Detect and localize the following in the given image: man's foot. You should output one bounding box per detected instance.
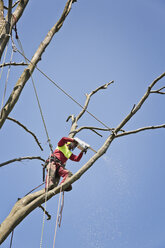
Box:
[64,185,72,192]
[45,184,55,191]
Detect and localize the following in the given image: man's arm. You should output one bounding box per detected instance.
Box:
[58,137,74,147]
[70,152,83,162]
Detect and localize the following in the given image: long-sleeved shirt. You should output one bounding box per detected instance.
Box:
[53,137,83,164]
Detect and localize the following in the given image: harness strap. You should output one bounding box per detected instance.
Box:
[43,156,64,182]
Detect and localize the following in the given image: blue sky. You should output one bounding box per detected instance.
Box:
[0,0,165,247]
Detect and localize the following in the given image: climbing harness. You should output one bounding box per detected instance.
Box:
[43,155,62,183]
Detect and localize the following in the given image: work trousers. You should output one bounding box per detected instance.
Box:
[45,162,73,189]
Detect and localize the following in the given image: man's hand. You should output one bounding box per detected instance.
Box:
[82,147,88,154]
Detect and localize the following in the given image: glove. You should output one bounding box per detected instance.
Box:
[82,147,88,154]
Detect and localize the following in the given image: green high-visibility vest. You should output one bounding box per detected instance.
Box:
[57,144,72,159]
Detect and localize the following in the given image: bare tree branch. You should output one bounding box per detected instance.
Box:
[39,205,51,220]
[0,0,29,60]
[7,0,13,34]
[70,126,114,137]
[66,114,76,123]
[68,81,114,137]
[77,126,114,133]
[7,116,43,151]
[115,124,165,138]
[114,72,165,134]
[76,81,114,122]
[0,156,45,167]
[0,0,5,35]
[12,0,20,8]
[0,61,27,67]
[150,86,165,95]
[0,0,76,128]
[4,1,20,9]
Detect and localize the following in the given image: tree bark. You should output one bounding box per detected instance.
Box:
[0,0,29,60]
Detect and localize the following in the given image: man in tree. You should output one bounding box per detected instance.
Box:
[45,137,86,191]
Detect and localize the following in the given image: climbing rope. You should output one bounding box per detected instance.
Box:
[57,190,64,228]
[0,41,9,82]
[9,229,14,248]
[53,187,63,248]
[40,161,50,248]
[0,41,14,114]
[16,36,53,153]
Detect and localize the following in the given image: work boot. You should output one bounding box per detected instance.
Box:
[45,183,55,191]
[48,184,55,190]
[64,185,72,192]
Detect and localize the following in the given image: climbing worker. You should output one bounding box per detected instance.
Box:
[45,137,87,191]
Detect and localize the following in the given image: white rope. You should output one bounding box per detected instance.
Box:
[0,44,14,114]
[0,41,9,82]
[58,191,64,228]
[40,162,50,248]
[53,187,63,248]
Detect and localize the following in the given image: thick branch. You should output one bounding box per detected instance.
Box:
[0,156,45,167]
[0,0,29,60]
[115,124,165,138]
[0,0,5,35]
[7,0,13,34]
[0,0,76,129]
[7,116,43,150]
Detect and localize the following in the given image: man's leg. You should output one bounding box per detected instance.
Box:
[45,162,56,190]
[58,166,73,191]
